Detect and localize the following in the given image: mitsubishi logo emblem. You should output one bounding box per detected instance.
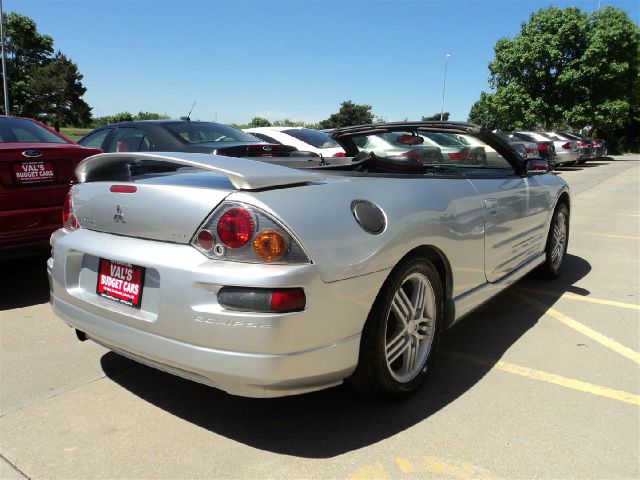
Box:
[114,205,125,223]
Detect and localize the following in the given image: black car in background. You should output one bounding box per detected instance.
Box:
[78,120,298,158]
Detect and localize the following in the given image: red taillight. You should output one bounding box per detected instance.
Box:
[110,185,137,193]
[217,287,306,313]
[537,143,550,151]
[448,152,467,161]
[577,141,588,148]
[216,208,254,248]
[526,147,536,154]
[593,141,602,148]
[562,142,572,150]
[62,191,79,230]
[270,289,306,313]
[332,152,346,157]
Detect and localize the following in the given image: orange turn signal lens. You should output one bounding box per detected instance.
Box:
[252,230,287,261]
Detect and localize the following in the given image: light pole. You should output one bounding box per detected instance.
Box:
[0,0,9,115]
[440,53,451,121]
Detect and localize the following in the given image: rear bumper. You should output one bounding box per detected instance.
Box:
[554,150,579,164]
[48,229,388,397]
[51,294,360,397]
[0,205,61,251]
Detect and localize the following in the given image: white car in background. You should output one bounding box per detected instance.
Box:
[244,127,345,158]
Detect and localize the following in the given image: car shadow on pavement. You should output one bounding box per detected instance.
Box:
[0,253,50,310]
[581,162,609,167]
[102,254,591,458]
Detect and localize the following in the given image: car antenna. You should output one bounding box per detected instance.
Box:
[185,100,197,122]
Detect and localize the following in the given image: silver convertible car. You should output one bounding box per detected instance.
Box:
[48,122,570,399]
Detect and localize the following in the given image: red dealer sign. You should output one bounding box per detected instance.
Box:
[12,161,55,184]
[96,259,145,308]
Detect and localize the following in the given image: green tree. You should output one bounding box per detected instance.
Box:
[248,116,271,127]
[3,12,53,116]
[31,53,92,129]
[318,100,374,129]
[136,111,169,120]
[106,112,134,123]
[469,84,543,130]
[421,112,450,121]
[2,12,92,126]
[468,5,640,149]
[487,6,590,129]
[272,118,304,127]
[563,7,640,135]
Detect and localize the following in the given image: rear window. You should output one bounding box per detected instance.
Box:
[0,118,68,144]
[282,128,339,149]
[163,122,260,144]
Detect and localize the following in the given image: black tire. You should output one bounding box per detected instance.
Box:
[347,257,443,399]
[542,203,570,278]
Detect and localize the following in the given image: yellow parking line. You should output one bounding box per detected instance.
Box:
[582,231,640,240]
[442,350,640,406]
[517,287,640,311]
[396,456,493,480]
[512,292,640,364]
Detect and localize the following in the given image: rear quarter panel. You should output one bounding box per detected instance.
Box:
[229,175,487,298]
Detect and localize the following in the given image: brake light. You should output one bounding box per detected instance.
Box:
[562,142,572,149]
[332,152,346,157]
[191,202,310,264]
[62,191,79,230]
[448,152,467,161]
[217,208,254,249]
[577,141,588,148]
[593,141,602,148]
[110,185,137,193]
[537,143,550,151]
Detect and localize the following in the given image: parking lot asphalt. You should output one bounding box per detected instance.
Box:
[1,156,638,479]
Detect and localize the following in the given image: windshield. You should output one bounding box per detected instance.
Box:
[0,118,68,144]
[163,122,260,144]
[282,128,340,149]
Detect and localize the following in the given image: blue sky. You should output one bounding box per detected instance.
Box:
[7,0,639,124]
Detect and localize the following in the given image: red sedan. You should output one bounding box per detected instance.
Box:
[0,116,101,258]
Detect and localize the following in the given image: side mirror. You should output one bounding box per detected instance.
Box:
[525,158,550,174]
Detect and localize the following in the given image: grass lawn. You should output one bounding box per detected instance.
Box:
[60,127,92,142]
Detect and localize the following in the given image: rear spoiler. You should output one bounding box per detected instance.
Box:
[75,152,324,190]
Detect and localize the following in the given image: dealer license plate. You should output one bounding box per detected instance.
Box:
[96,259,145,309]
[12,161,56,184]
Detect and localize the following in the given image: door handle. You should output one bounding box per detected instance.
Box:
[483,198,499,213]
